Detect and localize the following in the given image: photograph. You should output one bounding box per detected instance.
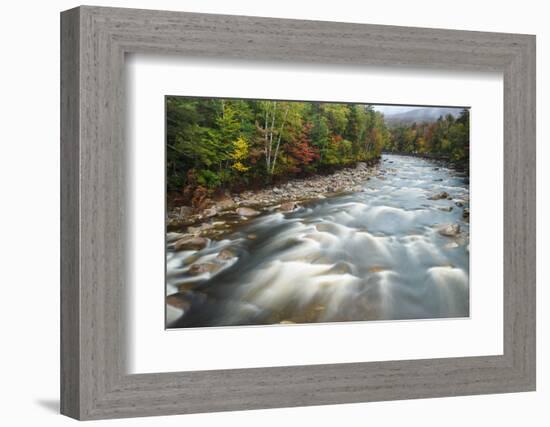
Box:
[165,97,470,328]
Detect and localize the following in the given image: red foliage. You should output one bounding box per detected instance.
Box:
[286,122,319,173]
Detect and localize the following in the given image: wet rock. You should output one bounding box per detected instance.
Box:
[215,198,236,211]
[167,232,188,243]
[190,223,216,233]
[429,191,450,200]
[433,178,443,182]
[216,248,236,260]
[236,207,260,217]
[455,201,465,207]
[278,201,299,212]
[272,187,283,194]
[174,236,208,251]
[239,199,258,207]
[462,208,470,222]
[166,293,191,311]
[433,167,440,171]
[203,207,217,218]
[438,223,461,237]
[438,206,453,212]
[186,225,201,234]
[188,262,220,275]
[179,206,193,217]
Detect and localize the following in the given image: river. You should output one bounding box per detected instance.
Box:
[167,154,470,328]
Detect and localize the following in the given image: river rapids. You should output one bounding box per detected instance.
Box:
[166,154,470,328]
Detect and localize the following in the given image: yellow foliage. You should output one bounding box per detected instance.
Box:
[230,136,249,172]
[232,161,249,172]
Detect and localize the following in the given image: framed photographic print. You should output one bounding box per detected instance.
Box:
[61,5,536,420]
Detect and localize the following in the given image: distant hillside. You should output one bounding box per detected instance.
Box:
[384,107,464,126]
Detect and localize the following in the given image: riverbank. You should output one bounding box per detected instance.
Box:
[167,159,382,237]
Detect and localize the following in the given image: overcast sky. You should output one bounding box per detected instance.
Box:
[372,105,465,116]
[372,105,426,116]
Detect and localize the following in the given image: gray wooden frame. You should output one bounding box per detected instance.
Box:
[60,5,536,420]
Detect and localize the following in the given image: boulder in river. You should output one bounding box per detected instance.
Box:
[174,236,208,251]
[216,248,236,260]
[438,206,453,212]
[438,223,461,237]
[429,191,450,200]
[462,207,470,222]
[166,293,191,311]
[188,262,220,275]
[278,201,299,212]
[236,207,260,217]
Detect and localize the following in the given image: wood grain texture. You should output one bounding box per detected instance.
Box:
[60,7,80,419]
[60,5,536,420]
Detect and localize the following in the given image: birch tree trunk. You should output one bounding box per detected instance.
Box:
[270,106,289,175]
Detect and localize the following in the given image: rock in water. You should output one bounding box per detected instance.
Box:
[438,206,453,212]
[429,191,450,200]
[278,201,299,212]
[166,293,191,311]
[174,236,208,251]
[438,224,461,237]
[216,248,236,260]
[188,263,220,275]
[462,208,470,222]
[236,207,260,217]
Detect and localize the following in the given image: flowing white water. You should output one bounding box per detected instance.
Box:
[167,154,470,328]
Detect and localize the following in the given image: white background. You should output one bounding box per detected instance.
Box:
[0,0,547,426]
[128,57,503,373]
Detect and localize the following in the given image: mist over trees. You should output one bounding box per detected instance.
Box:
[166,97,390,193]
[384,109,470,162]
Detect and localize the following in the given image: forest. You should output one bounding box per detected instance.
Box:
[384,109,470,163]
[166,97,469,195]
